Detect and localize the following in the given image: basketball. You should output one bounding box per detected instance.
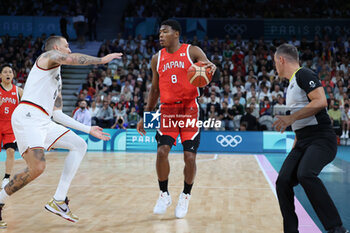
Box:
[187,62,213,87]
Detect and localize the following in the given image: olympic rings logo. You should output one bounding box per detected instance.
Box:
[224,24,247,35]
[216,135,243,148]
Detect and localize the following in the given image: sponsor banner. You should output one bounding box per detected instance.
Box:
[198,131,263,152]
[126,129,183,152]
[124,17,262,40]
[69,129,294,153]
[126,130,263,153]
[0,16,76,38]
[125,17,208,40]
[207,19,263,39]
[73,129,126,151]
[263,131,295,153]
[264,19,350,40]
[125,17,350,40]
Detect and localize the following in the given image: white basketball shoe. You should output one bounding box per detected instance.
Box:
[175,192,191,218]
[153,191,172,214]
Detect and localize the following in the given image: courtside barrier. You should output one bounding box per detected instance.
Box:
[72,129,295,153]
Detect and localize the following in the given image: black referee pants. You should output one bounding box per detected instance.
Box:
[276,131,342,233]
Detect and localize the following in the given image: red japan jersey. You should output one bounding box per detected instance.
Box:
[157,44,199,103]
[0,84,19,121]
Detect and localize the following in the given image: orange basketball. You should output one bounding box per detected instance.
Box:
[187,61,213,87]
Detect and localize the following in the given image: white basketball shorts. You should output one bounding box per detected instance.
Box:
[11,103,70,155]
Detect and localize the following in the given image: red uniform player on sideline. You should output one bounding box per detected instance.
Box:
[137,19,216,218]
[0,64,23,189]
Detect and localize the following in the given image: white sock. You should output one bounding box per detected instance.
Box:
[51,131,87,201]
[0,189,9,204]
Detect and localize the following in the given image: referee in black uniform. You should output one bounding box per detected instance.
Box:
[273,44,348,233]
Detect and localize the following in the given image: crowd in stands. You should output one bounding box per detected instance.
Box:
[72,33,350,133]
[2,30,350,133]
[1,0,100,44]
[124,0,350,19]
[0,0,100,17]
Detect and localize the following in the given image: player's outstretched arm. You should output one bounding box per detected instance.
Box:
[52,93,110,141]
[137,53,160,136]
[46,50,122,66]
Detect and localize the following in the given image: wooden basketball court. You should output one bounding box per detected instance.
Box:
[0,152,283,233]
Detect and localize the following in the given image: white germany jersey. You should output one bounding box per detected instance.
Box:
[21,59,62,116]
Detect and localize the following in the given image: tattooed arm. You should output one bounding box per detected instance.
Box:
[38,50,123,68]
[53,92,63,111]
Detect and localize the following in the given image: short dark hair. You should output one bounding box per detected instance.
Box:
[276,43,299,62]
[44,35,65,51]
[0,64,12,73]
[160,19,182,35]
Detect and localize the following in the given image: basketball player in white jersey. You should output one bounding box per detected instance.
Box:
[0,35,122,228]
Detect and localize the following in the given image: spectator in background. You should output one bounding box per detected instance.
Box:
[89,101,100,125]
[206,92,221,113]
[102,70,112,87]
[109,79,121,95]
[245,71,257,91]
[60,14,69,40]
[111,116,127,129]
[235,91,246,106]
[73,100,91,126]
[87,2,97,41]
[260,97,272,116]
[114,102,127,123]
[207,105,220,122]
[328,101,341,127]
[219,101,234,130]
[96,101,114,128]
[258,86,272,103]
[271,84,284,104]
[127,106,140,128]
[73,9,86,49]
[273,96,287,116]
[239,122,248,131]
[240,105,258,131]
[232,97,244,116]
[232,47,244,65]
[246,86,258,105]
[341,104,350,138]
[249,97,260,119]
[121,85,133,102]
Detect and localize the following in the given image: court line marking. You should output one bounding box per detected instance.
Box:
[254,154,322,233]
[197,153,218,162]
[254,154,277,197]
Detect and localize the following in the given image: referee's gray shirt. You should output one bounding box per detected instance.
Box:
[286,67,331,131]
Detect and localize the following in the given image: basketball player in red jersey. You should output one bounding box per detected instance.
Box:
[137,19,216,218]
[0,64,23,189]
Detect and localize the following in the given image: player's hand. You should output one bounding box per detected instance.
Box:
[89,126,111,141]
[101,53,123,64]
[272,115,295,133]
[202,61,216,75]
[137,119,146,136]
